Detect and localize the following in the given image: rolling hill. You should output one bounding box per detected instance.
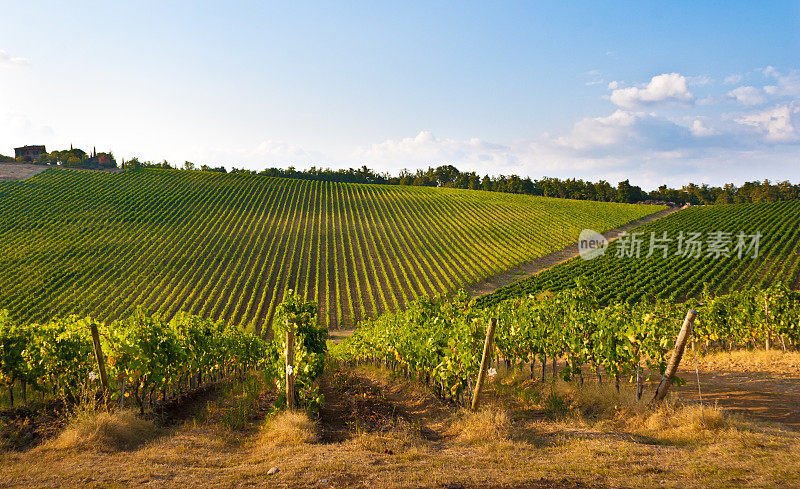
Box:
[478,200,800,307]
[0,167,659,332]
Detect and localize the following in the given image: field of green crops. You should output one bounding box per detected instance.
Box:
[479,200,800,307]
[0,167,657,332]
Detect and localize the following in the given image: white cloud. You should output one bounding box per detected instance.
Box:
[556,110,639,150]
[690,119,720,137]
[171,138,329,171]
[735,103,800,143]
[724,74,743,85]
[760,66,778,77]
[0,49,29,68]
[342,88,800,189]
[552,109,717,155]
[609,73,694,108]
[727,86,766,106]
[249,140,317,161]
[175,67,800,189]
[585,70,604,86]
[761,68,800,98]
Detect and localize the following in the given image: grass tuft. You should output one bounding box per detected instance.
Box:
[568,381,645,420]
[453,407,512,444]
[46,407,157,452]
[645,403,729,433]
[257,411,318,447]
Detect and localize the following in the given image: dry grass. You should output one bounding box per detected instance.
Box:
[356,418,426,457]
[3,361,800,488]
[257,410,318,447]
[452,406,512,444]
[568,379,646,418]
[43,407,157,452]
[645,403,731,433]
[698,348,800,373]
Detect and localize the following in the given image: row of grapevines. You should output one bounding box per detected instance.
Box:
[0,295,327,412]
[0,168,659,332]
[480,200,800,307]
[0,308,275,411]
[699,282,800,348]
[332,281,800,404]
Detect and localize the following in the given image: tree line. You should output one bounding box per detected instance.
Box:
[233,164,800,205]
[5,147,798,205]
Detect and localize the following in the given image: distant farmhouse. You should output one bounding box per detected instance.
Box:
[14,145,46,162]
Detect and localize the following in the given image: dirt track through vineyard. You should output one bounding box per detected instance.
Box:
[465,205,683,298]
[675,353,800,430]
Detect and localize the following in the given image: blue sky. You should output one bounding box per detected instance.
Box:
[1,1,799,189]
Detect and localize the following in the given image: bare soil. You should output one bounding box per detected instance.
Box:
[674,351,800,430]
[0,163,124,181]
[0,163,50,181]
[0,400,68,451]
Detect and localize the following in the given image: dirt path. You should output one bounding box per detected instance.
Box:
[0,164,50,181]
[674,352,800,430]
[466,205,684,298]
[0,164,124,181]
[318,366,452,443]
[675,369,800,429]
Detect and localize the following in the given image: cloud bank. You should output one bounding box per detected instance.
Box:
[338,70,800,188]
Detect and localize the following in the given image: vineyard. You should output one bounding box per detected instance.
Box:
[0,293,326,411]
[0,167,657,332]
[478,200,800,308]
[2,171,800,487]
[0,308,272,411]
[332,281,800,405]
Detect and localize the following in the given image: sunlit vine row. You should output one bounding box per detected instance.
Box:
[332,282,800,405]
[480,200,800,308]
[0,168,657,332]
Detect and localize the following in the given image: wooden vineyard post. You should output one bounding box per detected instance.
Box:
[90,323,109,393]
[764,296,771,351]
[471,318,497,411]
[650,310,697,407]
[285,318,296,411]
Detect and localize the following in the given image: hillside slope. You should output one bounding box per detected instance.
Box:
[478,200,800,307]
[0,168,659,331]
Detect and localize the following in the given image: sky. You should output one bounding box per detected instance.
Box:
[1,1,799,189]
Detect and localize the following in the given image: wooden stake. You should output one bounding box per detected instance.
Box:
[285,318,295,410]
[90,323,109,392]
[764,297,771,351]
[470,318,497,411]
[650,310,697,407]
[635,361,642,400]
